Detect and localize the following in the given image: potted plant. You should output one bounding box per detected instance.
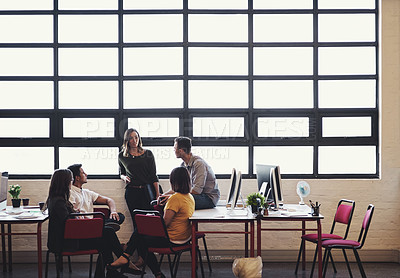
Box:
[246,192,265,214]
[8,184,22,208]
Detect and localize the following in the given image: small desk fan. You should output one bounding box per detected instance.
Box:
[296,181,310,205]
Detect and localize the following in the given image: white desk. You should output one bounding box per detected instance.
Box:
[190,207,255,278]
[0,206,48,278]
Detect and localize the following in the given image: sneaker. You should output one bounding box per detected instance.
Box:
[105,222,120,232]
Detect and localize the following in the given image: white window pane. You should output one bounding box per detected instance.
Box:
[189,81,248,108]
[319,14,375,42]
[0,0,52,10]
[319,0,375,9]
[254,0,312,9]
[322,117,371,137]
[59,81,118,109]
[319,146,376,174]
[0,15,52,43]
[193,147,248,174]
[0,147,54,175]
[319,47,376,75]
[189,15,247,42]
[59,147,119,175]
[189,47,248,75]
[63,118,114,138]
[59,48,118,76]
[147,147,179,175]
[59,0,117,10]
[254,81,313,108]
[124,15,182,43]
[189,0,247,9]
[151,146,247,175]
[58,15,118,43]
[0,119,49,138]
[124,81,183,109]
[128,118,179,137]
[254,47,313,75]
[254,15,313,42]
[193,118,244,137]
[0,48,53,76]
[319,80,376,108]
[0,81,53,109]
[254,146,313,174]
[124,0,182,9]
[258,118,309,137]
[124,48,182,75]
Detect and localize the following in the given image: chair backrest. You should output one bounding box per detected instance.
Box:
[64,212,104,240]
[94,207,110,218]
[357,204,375,248]
[133,209,170,243]
[330,199,356,239]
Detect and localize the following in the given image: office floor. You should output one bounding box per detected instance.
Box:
[1,262,399,278]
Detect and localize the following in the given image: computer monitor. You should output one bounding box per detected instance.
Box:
[0,172,8,211]
[226,168,237,207]
[232,171,242,209]
[256,164,283,209]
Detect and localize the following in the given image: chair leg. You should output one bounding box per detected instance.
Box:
[329,249,337,273]
[322,248,330,278]
[173,252,183,278]
[310,245,318,278]
[202,236,212,272]
[54,254,61,278]
[68,255,72,272]
[342,249,353,278]
[197,248,205,278]
[353,249,366,278]
[167,254,174,278]
[45,250,50,278]
[295,239,304,274]
[158,254,164,267]
[141,252,148,278]
[89,254,93,278]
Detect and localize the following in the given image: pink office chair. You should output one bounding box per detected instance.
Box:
[321,204,374,278]
[295,199,355,277]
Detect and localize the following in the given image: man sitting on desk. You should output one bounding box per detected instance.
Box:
[161,137,220,210]
[68,164,125,231]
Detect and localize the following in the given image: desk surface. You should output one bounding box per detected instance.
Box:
[0,206,48,223]
[191,206,254,221]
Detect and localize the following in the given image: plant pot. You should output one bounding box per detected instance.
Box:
[251,205,258,214]
[12,198,21,208]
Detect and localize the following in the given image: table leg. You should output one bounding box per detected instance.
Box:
[1,224,6,272]
[302,221,306,271]
[250,221,254,257]
[317,219,322,278]
[191,222,197,278]
[7,224,11,271]
[245,222,248,257]
[256,219,261,257]
[37,223,43,278]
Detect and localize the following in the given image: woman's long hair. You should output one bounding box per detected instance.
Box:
[170,166,191,194]
[122,128,143,157]
[45,169,74,211]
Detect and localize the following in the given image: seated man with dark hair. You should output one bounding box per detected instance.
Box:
[67,164,125,231]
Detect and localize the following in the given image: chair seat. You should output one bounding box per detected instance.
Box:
[322,239,361,248]
[62,249,99,256]
[301,233,343,242]
[148,244,192,255]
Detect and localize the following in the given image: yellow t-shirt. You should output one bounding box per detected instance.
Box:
[164,192,195,244]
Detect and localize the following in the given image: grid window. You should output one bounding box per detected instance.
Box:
[0,0,379,179]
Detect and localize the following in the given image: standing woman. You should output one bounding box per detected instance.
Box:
[119,128,160,224]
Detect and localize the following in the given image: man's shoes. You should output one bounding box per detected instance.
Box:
[105,222,121,232]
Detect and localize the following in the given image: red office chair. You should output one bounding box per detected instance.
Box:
[133,209,204,278]
[295,199,355,277]
[45,212,105,278]
[322,204,374,278]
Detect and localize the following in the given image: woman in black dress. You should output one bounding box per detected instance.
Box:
[118,128,160,224]
[46,169,127,278]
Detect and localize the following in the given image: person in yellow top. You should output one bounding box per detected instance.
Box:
[108,166,194,278]
[164,166,195,244]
